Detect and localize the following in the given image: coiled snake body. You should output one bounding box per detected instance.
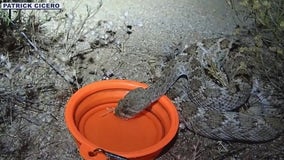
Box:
[114,37,283,142]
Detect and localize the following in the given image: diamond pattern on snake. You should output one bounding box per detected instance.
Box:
[114,37,283,142]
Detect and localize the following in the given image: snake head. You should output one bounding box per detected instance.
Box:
[114,87,150,119]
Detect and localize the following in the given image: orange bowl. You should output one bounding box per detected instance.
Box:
[65,80,179,160]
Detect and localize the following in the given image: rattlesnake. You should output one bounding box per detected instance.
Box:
[114,37,283,142]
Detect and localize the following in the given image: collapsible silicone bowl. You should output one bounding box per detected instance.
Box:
[65,80,179,160]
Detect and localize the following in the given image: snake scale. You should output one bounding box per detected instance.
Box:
[114,37,283,142]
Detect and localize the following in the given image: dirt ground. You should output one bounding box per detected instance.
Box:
[0,0,283,159]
